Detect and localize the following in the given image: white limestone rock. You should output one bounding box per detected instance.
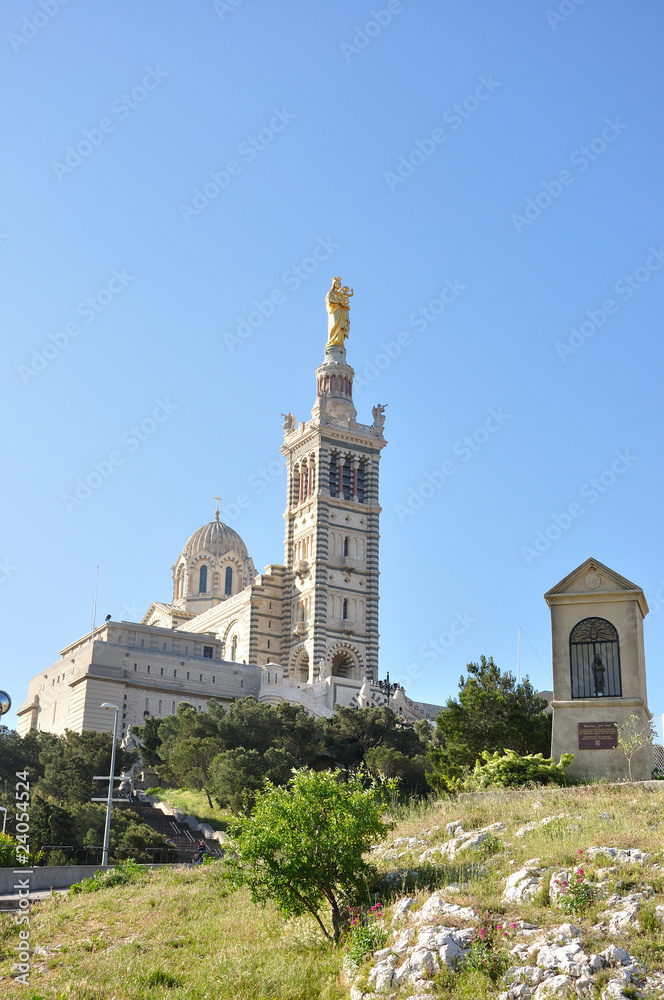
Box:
[516,813,569,838]
[536,940,590,978]
[372,947,392,962]
[446,820,463,836]
[481,821,507,834]
[586,846,651,864]
[600,945,631,967]
[411,891,479,924]
[369,964,395,993]
[408,947,440,977]
[391,926,415,956]
[391,896,415,924]
[503,865,544,904]
[601,981,630,999]
[504,965,548,985]
[420,822,505,862]
[391,836,426,849]
[533,974,575,998]
[551,923,581,943]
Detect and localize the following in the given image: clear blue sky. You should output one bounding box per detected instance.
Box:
[2,0,664,734]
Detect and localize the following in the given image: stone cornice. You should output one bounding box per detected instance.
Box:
[545,589,648,617]
[281,422,386,454]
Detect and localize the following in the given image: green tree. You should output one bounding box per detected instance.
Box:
[167,736,225,807]
[223,768,394,941]
[38,731,136,807]
[209,746,298,814]
[28,792,81,859]
[323,705,428,773]
[213,699,284,755]
[133,715,164,767]
[429,656,551,791]
[364,746,431,797]
[0,727,57,804]
[156,703,220,785]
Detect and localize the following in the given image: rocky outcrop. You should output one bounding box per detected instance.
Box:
[352,841,664,999]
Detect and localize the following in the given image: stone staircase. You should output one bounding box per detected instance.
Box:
[122,793,225,863]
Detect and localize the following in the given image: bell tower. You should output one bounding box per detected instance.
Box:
[281,280,387,686]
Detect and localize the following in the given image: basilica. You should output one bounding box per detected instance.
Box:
[17,282,440,740]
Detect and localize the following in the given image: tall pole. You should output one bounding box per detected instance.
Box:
[517,625,521,685]
[101,703,119,866]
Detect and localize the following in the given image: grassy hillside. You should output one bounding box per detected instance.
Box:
[3,782,664,999]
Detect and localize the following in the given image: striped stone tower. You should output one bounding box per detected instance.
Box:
[280,286,387,685]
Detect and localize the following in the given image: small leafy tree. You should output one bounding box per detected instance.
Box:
[615,713,656,781]
[222,768,395,941]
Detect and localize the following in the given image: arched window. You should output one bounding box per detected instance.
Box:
[199,565,207,594]
[343,536,349,557]
[340,458,350,500]
[230,635,238,661]
[569,617,621,699]
[342,598,348,620]
[357,461,366,503]
[329,453,338,496]
[225,566,233,596]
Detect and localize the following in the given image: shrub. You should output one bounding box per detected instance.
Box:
[0,830,42,868]
[462,749,574,790]
[69,858,148,894]
[344,903,387,966]
[464,927,511,981]
[0,831,15,867]
[552,865,595,916]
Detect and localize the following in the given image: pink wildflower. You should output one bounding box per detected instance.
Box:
[497,924,503,931]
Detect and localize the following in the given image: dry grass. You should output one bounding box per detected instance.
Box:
[0,866,345,1000]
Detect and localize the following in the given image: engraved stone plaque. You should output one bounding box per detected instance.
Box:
[578,722,618,750]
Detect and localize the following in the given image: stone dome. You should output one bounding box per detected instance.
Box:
[181,511,249,560]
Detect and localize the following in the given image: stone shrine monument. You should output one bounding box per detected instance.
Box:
[545,557,653,782]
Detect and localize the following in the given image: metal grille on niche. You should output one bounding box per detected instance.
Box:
[569,617,622,699]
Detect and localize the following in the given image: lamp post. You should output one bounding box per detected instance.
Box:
[100,703,120,866]
[377,672,398,698]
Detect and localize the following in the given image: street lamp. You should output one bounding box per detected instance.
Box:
[377,672,398,698]
[100,703,120,866]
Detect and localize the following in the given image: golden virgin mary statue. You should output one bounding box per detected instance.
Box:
[326,277,353,346]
